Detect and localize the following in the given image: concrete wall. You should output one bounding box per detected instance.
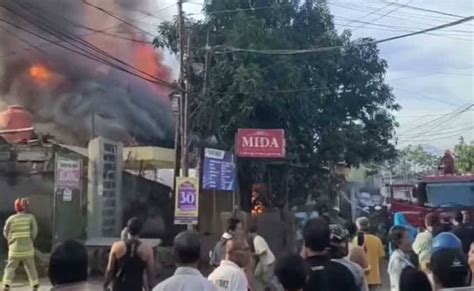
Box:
[121,172,181,245]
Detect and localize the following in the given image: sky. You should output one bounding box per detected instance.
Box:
[154,0,473,153]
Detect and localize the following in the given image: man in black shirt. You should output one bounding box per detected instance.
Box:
[301,217,358,291]
[452,211,474,254]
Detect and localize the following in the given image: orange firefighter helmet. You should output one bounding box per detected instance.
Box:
[14,197,30,212]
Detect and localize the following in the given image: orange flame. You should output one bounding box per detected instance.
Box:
[133,44,171,98]
[29,65,52,83]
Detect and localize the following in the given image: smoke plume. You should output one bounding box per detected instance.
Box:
[0,0,175,146]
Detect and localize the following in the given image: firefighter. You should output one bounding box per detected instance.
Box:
[2,197,39,291]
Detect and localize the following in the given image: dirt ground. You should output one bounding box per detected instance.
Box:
[5,261,392,291]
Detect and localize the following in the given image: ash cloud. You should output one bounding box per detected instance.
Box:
[0,0,175,146]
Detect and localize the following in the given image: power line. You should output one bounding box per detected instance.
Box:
[396,112,461,119]
[329,1,474,38]
[350,0,413,32]
[81,0,155,37]
[399,104,473,136]
[0,17,173,88]
[329,1,462,24]
[381,1,467,18]
[0,3,176,90]
[188,3,293,16]
[0,1,175,89]
[339,0,395,29]
[216,16,474,55]
[399,127,474,142]
[393,87,467,107]
[0,1,174,59]
[389,71,474,82]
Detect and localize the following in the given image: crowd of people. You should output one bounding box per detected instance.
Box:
[3,196,474,291]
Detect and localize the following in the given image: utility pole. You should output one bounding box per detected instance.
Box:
[178,0,189,178]
[177,0,193,230]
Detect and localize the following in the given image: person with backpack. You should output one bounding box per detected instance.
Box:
[104,217,155,291]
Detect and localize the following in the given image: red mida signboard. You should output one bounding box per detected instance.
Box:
[236,129,286,159]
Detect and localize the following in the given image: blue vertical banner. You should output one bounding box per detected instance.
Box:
[202,148,235,191]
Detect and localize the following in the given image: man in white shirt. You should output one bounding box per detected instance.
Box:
[208,238,250,291]
[248,223,277,291]
[154,231,217,291]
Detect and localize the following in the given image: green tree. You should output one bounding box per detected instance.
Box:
[155,0,399,207]
[393,145,439,180]
[455,137,474,173]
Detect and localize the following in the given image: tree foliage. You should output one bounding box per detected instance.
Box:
[155,0,399,206]
[392,145,439,179]
[455,137,474,173]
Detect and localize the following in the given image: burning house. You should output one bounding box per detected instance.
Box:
[0,0,175,146]
[0,0,182,257]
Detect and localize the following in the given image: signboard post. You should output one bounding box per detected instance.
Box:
[202,148,235,191]
[55,156,82,200]
[174,177,199,225]
[53,154,82,245]
[236,129,286,159]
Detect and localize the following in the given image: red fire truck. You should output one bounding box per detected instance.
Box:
[390,174,474,228]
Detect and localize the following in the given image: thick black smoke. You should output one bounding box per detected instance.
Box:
[0,0,175,146]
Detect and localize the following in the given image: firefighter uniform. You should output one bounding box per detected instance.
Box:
[2,199,39,290]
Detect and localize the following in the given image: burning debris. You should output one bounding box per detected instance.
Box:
[0,0,175,146]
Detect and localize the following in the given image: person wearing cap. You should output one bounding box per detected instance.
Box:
[329,224,368,291]
[387,225,414,291]
[302,217,357,291]
[430,249,470,290]
[210,217,243,268]
[2,197,39,291]
[354,217,385,290]
[429,232,471,289]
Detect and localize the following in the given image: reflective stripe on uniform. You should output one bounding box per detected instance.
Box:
[11,225,30,231]
[8,250,34,257]
[10,232,31,239]
[11,219,31,225]
[30,280,39,286]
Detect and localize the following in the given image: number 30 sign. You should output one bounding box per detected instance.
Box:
[174,177,199,225]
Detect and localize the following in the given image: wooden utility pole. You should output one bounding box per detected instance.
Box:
[177,0,187,177]
[177,0,194,230]
[178,0,190,178]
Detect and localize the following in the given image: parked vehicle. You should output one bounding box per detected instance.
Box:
[389,174,474,228]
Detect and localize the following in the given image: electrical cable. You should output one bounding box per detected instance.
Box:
[0,16,176,89]
[215,16,474,55]
[81,0,155,37]
[393,87,468,107]
[380,1,467,18]
[188,3,293,16]
[398,104,473,137]
[0,1,176,89]
[350,0,413,32]
[399,127,474,142]
[339,0,395,28]
[0,2,174,58]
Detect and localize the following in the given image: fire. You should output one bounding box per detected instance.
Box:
[29,65,52,83]
[133,43,171,98]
